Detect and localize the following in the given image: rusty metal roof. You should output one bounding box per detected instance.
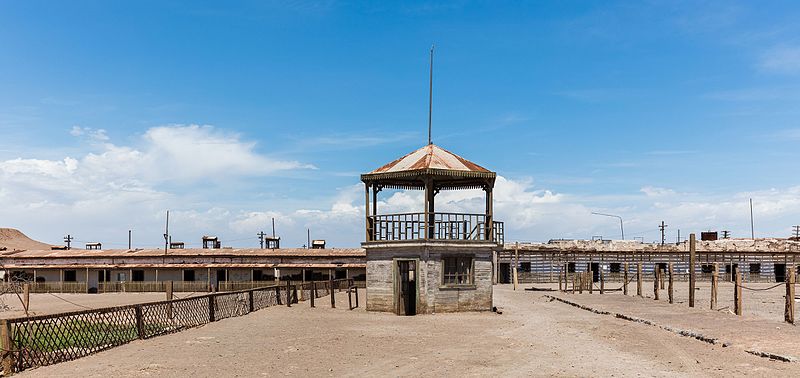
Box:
[0,248,365,259]
[369,144,491,174]
[361,144,496,190]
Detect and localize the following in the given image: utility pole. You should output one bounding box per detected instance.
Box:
[659,221,667,246]
[677,229,681,244]
[591,212,625,240]
[258,231,266,249]
[163,210,169,255]
[721,230,731,239]
[63,234,73,250]
[128,230,132,249]
[272,217,276,237]
[792,225,800,240]
[307,228,311,249]
[750,198,755,239]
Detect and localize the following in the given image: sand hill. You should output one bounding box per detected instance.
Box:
[0,228,53,251]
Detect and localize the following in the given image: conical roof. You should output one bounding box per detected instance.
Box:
[361,144,495,190]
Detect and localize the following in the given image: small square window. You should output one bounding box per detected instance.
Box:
[442,255,473,286]
[63,270,77,282]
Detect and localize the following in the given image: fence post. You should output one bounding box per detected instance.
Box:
[292,284,298,304]
[248,290,255,313]
[785,267,795,324]
[668,263,674,304]
[689,233,696,308]
[1,319,15,376]
[310,282,316,308]
[208,295,216,322]
[734,266,742,316]
[355,286,359,308]
[599,267,604,294]
[660,268,665,290]
[653,266,660,300]
[578,273,583,294]
[623,263,629,296]
[588,267,593,294]
[329,272,336,308]
[23,283,30,313]
[275,286,282,305]
[637,263,643,297]
[711,263,718,310]
[135,306,144,339]
[558,270,563,292]
[286,280,292,308]
[348,287,353,310]
[166,281,173,319]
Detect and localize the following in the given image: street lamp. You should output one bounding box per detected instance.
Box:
[591,212,624,240]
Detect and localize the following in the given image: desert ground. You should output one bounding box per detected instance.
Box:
[13,284,800,377]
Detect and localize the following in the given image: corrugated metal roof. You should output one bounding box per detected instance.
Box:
[369,144,491,174]
[0,248,365,259]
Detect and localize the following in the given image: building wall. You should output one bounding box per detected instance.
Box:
[365,243,495,314]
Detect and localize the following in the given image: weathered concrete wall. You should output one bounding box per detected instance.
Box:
[365,242,495,314]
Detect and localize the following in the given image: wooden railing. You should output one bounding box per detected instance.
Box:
[367,212,504,244]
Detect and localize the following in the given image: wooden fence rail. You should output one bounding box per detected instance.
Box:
[0,279,353,374]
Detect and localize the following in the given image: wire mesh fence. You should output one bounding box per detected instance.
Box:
[0,279,352,374]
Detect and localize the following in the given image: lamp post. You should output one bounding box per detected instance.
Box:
[591,212,625,240]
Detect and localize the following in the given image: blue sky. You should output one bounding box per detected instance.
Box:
[2,1,800,247]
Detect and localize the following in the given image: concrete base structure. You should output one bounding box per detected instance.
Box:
[364,241,496,315]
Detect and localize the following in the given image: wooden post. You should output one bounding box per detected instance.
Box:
[637,263,643,297]
[786,267,795,324]
[578,272,583,294]
[660,268,665,290]
[248,290,254,313]
[208,295,216,322]
[492,251,498,285]
[207,268,211,292]
[23,283,30,313]
[329,270,335,308]
[135,306,144,338]
[166,280,173,319]
[1,319,15,376]
[653,266,660,300]
[310,282,316,308]
[600,266,604,294]
[689,233,696,308]
[275,286,282,305]
[513,242,519,290]
[588,267,593,294]
[734,266,742,316]
[711,263,718,310]
[668,263,674,304]
[286,279,292,308]
[623,263,629,296]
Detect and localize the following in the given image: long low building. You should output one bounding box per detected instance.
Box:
[497,238,800,284]
[0,247,366,291]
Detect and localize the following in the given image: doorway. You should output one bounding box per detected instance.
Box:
[396,260,417,316]
[216,269,227,285]
[775,264,786,283]
[498,263,510,283]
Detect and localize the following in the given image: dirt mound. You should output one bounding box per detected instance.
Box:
[0,228,53,251]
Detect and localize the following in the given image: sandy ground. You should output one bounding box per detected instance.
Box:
[0,292,199,319]
[17,285,800,377]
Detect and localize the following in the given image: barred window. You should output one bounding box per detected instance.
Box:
[443,255,473,286]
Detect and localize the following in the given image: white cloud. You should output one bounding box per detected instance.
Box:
[640,186,677,197]
[760,46,800,75]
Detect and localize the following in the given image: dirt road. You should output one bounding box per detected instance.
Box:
[18,285,800,377]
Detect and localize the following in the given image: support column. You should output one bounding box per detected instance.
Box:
[485,186,494,241]
[689,233,696,308]
[364,183,371,241]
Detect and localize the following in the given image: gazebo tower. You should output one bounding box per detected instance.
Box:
[361,144,504,315]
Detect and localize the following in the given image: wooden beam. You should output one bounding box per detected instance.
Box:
[689,233,696,308]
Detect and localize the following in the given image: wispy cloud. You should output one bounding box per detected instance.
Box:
[759,46,800,74]
[646,150,695,156]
